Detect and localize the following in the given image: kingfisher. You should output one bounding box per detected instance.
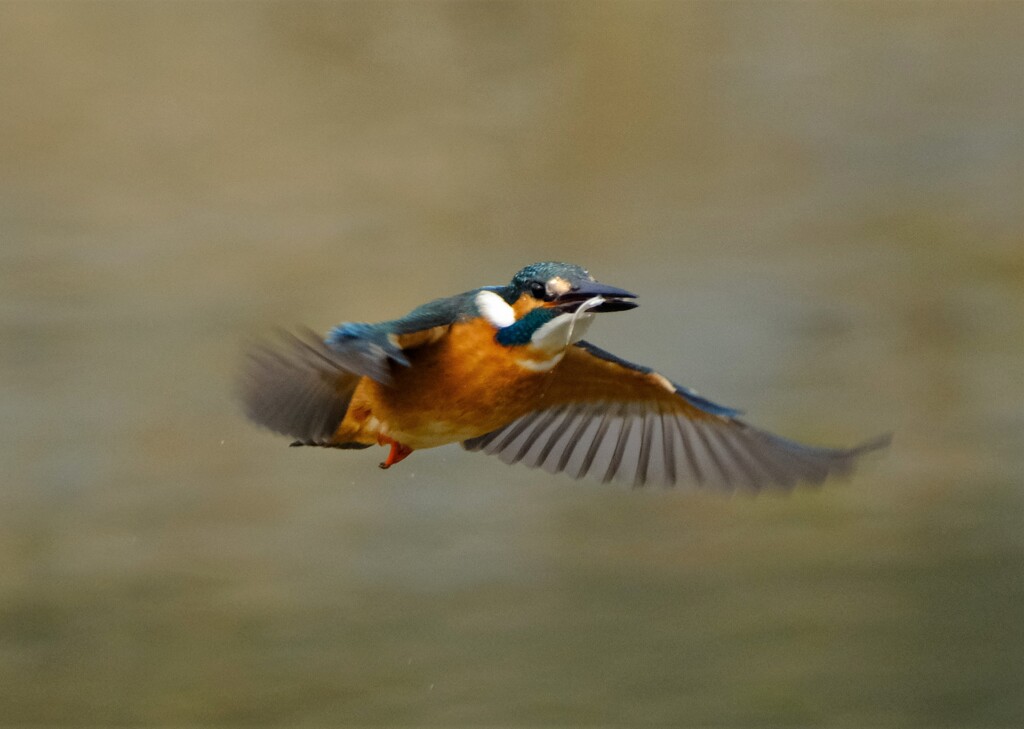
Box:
[239,262,888,490]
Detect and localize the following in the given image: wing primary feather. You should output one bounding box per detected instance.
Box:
[734,426,798,489]
[754,431,830,484]
[693,422,737,490]
[506,415,543,464]
[593,412,625,482]
[659,410,678,486]
[515,407,567,466]
[579,404,618,480]
[603,408,635,484]
[635,410,656,488]
[492,413,540,454]
[672,415,706,488]
[534,407,575,468]
[500,410,556,465]
[619,410,646,487]
[557,408,597,473]
[751,428,862,485]
[462,428,501,452]
[705,426,762,491]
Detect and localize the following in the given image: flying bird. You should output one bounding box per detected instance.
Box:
[239,262,888,489]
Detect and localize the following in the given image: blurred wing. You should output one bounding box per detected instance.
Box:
[238,328,361,444]
[462,342,889,490]
[239,292,486,439]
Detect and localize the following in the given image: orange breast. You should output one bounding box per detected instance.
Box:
[333,318,557,450]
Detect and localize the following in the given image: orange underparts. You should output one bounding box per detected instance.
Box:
[377,435,413,470]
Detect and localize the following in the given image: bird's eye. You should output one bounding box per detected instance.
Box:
[529,281,548,300]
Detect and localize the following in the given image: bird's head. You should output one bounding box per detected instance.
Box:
[508,262,637,314]
[475,262,638,356]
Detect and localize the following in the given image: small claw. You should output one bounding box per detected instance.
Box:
[378,440,413,469]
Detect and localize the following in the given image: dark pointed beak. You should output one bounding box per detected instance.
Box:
[555,281,638,313]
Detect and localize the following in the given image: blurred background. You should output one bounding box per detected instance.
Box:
[1,1,1022,725]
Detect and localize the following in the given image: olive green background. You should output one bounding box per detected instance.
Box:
[2,2,1022,725]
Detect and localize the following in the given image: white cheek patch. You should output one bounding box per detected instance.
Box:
[475,290,516,329]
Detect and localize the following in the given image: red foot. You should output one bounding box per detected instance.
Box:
[378,437,413,469]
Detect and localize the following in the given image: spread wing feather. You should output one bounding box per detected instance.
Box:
[239,328,360,443]
[463,344,889,489]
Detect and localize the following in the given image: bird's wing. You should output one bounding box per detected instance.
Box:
[239,328,362,444]
[462,341,889,490]
[239,290,495,440]
[324,289,485,385]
